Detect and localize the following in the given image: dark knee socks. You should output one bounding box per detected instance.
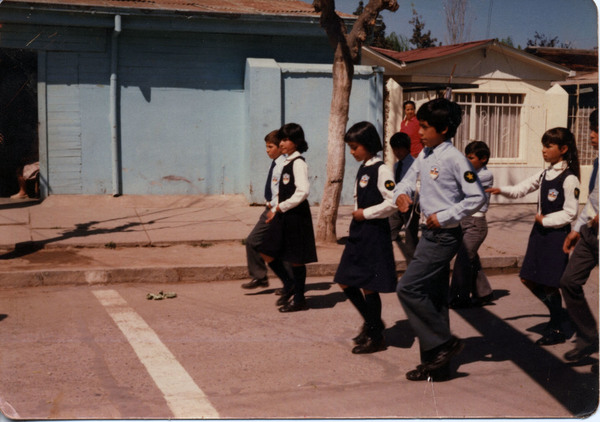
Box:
[343,286,368,319]
[527,282,563,331]
[364,292,384,340]
[268,260,293,292]
[291,265,306,303]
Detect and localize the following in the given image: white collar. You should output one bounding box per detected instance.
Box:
[548,160,567,171]
[364,156,382,166]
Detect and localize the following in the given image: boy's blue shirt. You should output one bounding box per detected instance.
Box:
[477,165,494,214]
[393,140,486,227]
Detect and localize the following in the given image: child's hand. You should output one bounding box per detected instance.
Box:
[396,194,413,213]
[562,231,581,253]
[486,187,501,194]
[535,213,544,225]
[352,209,365,221]
[426,213,441,229]
[265,209,276,223]
[592,214,599,233]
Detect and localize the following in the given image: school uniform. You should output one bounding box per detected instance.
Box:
[393,140,486,353]
[499,161,580,287]
[245,154,287,281]
[259,151,317,264]
[449,165,494,305]
[389,154,419,263]
[560,157,599,353]
[334,157,397,292]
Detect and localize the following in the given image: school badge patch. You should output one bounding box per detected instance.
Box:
[464,171,476,183]
[359,174,370,188]
[429,166,439,180]
[574,188,580,200]
[384,180,395,191]
[282,173,290,185]
[547,188,559,202]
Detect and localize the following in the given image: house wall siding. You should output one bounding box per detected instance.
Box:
[2,16,383,204]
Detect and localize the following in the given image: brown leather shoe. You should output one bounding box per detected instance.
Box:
[278,300,308,313]
[351,336,386,354]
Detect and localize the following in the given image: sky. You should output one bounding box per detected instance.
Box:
[333,0,599,49]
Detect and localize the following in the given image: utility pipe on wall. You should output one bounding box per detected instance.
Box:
[110,14,122,196]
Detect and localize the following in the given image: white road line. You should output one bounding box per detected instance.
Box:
[93,289,219,419]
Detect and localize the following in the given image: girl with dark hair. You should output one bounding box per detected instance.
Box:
[334,121,398,354]
[259,123,317,312]
[489,127,581,346]
[400,100,422,157]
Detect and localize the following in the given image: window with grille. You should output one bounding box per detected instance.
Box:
[569,106,595,166]
[453,93,524,160]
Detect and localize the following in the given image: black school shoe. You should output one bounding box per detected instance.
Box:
[278,299,308,313]
[422,336,464,372]
[351,336,386,354]
[564,344,599,362]
[406,364,451,381]
[241,277,269,289]
[535,329,566,346]
[353,324,368,345]
[275,289,294,306]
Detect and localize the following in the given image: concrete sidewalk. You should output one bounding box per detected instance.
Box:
[0,194,535,287]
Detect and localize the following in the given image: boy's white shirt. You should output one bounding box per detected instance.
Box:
[358,156,398,220]
[498,160,580,228]
[275,151,309,213]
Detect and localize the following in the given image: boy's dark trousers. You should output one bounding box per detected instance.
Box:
[559,224,599,351]
[397,226,462,353]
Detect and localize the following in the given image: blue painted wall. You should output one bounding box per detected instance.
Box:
[0,14,384,204]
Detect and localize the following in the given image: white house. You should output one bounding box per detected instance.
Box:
[361,39,592,203]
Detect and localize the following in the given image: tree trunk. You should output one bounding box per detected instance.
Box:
[313,0,399,243]
[315,44,353,243]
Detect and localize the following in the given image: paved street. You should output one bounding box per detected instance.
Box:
[0,271,597,419]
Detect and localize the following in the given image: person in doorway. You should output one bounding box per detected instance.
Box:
[400,100,422,157]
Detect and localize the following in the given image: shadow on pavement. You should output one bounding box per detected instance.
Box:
[455,305,599,417]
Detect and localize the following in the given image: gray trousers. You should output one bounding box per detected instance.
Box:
[389,207,420,264]
[246,208,270,280]
[397,226,462,352]
[450,215,492,300]
[559,224,599,350]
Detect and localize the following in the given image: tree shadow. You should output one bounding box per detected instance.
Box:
[454,305,599,417]
[383,319,416,349]
[307,291,346,310]
[0,220,145,260]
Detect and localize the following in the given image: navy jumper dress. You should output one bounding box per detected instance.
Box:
[334,161,397,292]
[259,156,317,264]
[520,169,573,287]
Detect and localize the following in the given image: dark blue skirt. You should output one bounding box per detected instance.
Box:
[334,218,397,293]
[520,223,570,287]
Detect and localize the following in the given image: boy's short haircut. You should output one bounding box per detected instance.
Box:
[390,132,411,150]
[264,130,280,146]
[416,98,462,140]
[590,109,598,133]
[465,141,490,165]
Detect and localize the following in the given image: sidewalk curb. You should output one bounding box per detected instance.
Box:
[0,255,523,289]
